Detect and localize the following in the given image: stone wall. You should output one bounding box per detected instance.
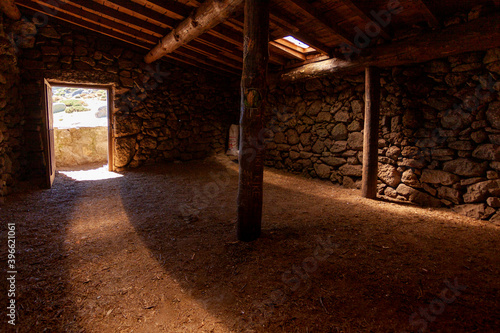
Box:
[54,127,107,167]
[17,21,239,181]
[0,16,25,197]
[265,49,500,222]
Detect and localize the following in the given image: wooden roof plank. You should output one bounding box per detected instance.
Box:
[164,53,236,76]
[337,0,392,39]
[103,0,179,28]
[22,0,158,44]
[174,47,241,74]
[136,0,192,20]
[183,40,242,69]
[64,0,166,35]
[17,3,152,49]
[270,10,331,55]
[277,11,500,81]
[269,41,306,61]
[209,25,243,46]
[415,0,440,28]
[286,0,355,46]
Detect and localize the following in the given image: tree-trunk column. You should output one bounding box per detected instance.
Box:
[361,66,381,199]
[237,0,269,241]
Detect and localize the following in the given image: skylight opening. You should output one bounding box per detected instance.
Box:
[283,36,310,49]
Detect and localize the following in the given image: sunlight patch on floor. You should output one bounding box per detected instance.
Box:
[63,188,226,331]
[60,165,123,181]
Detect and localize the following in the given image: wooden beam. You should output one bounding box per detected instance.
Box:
[0,0,21,20]
[17,4,152,50]
[276,12,500,81]
[287,0,355,46]
[20,0,158,44]
[416,0,440,29]
[270,10,331,55]
[104,0,179,28]
[209,25,243,46]
[166,52,239,75]
[269,41,306,61]
[137,0,192,20]
[237,0,269,242]
[65,0,166,35]
[175,46,240,75]
[182,40,242,70]
[144,0,243,63]
[338,0,392,40]
[361,66,380,199]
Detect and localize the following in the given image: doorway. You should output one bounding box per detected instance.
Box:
[43,80,114,188]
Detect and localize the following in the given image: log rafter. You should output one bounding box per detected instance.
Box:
[144,0,244,63]
[11,0,499,76]
[277,12,500,81]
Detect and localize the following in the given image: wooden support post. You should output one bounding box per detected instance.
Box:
[237,0,269,242]
[361,66,380,199]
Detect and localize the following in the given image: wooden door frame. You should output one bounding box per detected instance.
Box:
[42,79,55,188]
[43,80,116,173]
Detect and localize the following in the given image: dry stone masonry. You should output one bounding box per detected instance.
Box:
[0,16,25,196]
[265,48,500,223]
[1,12,499,225]
[16,22,239,180]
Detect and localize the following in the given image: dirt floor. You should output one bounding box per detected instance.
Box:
[1,155,499,333]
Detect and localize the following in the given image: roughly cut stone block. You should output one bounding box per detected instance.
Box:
[314,163,331,179]
[115,137,136,167]
[339,164,362,177]
[486,101,500,129]
[114,115,141,137]
[378,164,401,188]
[347,132,363,150]
[463,180,500,203]
[472,144,500,161]
[453,204,487,219]
[443,158,488,177]
[321,156,346,167]
[438,186,461,204]
[331,123,348,141]
[487,197,500,208]
[420,169,460,185]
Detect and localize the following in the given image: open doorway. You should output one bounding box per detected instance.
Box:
[43,80,114,188]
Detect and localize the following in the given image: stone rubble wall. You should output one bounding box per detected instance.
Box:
[0,16,25,197]
[17,22,239,182]
[54,127,107,167]
[265,49,500,223]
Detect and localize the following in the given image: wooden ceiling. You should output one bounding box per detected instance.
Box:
[13,0,500,76]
